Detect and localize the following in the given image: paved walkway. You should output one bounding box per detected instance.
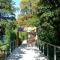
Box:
[7,40,48,60]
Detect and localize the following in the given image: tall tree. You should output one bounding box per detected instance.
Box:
[20,0,39,15]
[0,0,15,20]
[37,0,60,45]
[17,0,39,26]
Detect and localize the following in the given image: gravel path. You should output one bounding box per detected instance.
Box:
[7,40,48,60]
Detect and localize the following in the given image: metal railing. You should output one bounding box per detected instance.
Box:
[37,40,60,60]
[0,40,17,60]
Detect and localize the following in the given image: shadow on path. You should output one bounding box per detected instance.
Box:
[7,40,48,60]
[7,43,27,60]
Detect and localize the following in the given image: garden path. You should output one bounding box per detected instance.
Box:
[7,40,48,60]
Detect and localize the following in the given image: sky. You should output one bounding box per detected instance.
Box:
[13,0,20,7]
[13,0,21,18]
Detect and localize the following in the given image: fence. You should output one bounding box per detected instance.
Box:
[0,40,17,60]
[37,40,60,60]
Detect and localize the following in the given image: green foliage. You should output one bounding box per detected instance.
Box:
[0,0,15,12]
[18,0,39,26]
[37,0,60,46]
[0,41,3,46]
[19,32,28,41]
[0,20,17,50]
[0,45,7,50]
[27,16,39,26]
[10,31,16,41]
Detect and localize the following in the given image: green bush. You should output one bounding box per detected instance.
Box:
[0,20,17,50]
[19,32,28,41]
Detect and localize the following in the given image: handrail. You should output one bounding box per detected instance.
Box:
[41,40,60,49]
[37,40,60,60]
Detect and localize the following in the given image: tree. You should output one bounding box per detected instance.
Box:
[0,0,16,20]
[17,0,39,27]
[20,0,38,15]
[37,0,60,46]
[0,0,15,12]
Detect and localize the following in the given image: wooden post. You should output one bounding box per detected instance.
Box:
[16,32,19,47]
